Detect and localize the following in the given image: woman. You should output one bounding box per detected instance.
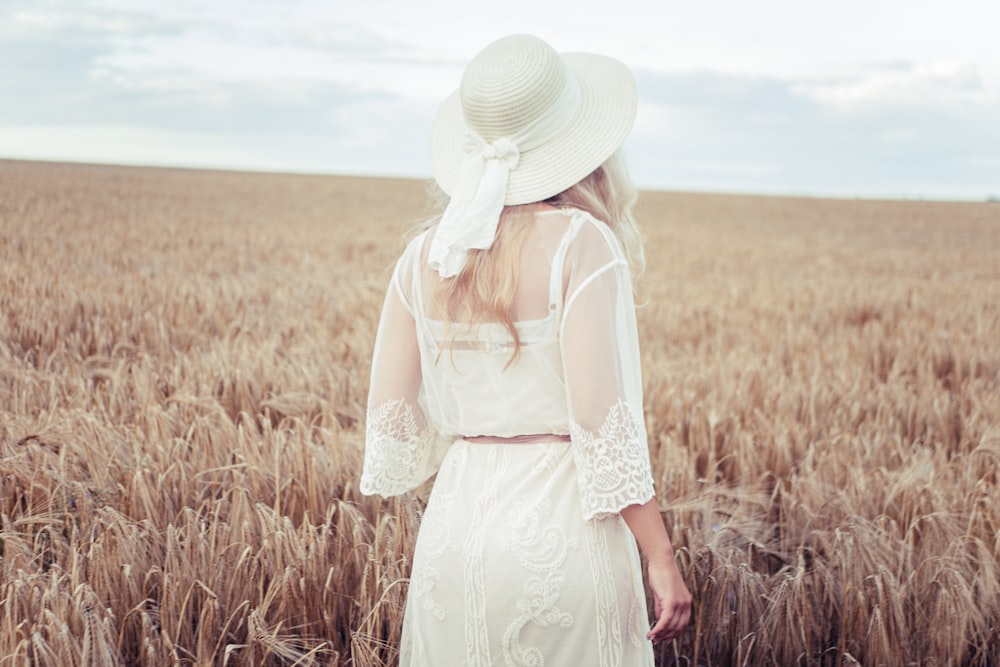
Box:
[360,34,691,665]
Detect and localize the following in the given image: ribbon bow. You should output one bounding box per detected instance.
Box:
[428,133,521,278]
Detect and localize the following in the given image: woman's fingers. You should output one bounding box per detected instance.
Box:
[646,611,670,641]
[645,560,693,643]
[647,599,690,642]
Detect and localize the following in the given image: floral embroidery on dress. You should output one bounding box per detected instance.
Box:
[569,399,656,520]
[360,399,446,496]
[502,499,577,666]
[410,510,460,621]
[410,444,467,623]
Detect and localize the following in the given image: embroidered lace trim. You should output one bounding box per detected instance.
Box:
[586,518,622,666]
[502,497,578,665]
[360,399,443,496]
[570,400,656,521]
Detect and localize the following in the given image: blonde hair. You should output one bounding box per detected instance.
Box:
[544,151,644,279]
[426,151,643,366]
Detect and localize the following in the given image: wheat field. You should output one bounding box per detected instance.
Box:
[0,158,998,666]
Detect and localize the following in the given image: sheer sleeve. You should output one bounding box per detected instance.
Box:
[360,237,450,497]
[561,219,656,521]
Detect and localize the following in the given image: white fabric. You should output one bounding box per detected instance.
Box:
[400,439,654,666]
[428,135,520,278]
[360,207,657,664]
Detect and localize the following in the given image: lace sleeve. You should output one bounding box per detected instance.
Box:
[568,399,655,520]
[360,240,449,497]
[361,399,450,496]
[561,219,655,521]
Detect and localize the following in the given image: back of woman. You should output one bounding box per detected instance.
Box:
[359,34,691,666]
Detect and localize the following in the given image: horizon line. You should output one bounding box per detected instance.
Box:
[2,155,994,205]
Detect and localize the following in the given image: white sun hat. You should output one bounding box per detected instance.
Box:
[427,34,637,278]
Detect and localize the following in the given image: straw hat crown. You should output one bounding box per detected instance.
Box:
[459,36,569,144]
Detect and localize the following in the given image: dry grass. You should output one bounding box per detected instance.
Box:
[1,158,997,666]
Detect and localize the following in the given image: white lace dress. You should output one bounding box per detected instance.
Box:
[361,207,657,666]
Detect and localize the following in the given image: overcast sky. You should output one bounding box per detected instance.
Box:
[2,0,998,199]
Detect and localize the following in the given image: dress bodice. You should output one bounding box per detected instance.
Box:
[361,207,655,521]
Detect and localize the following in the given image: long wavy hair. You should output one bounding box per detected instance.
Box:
[425,151,643,367]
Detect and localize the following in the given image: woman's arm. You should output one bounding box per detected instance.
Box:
[559,218,692,641]
[360,234,449,497]
[620,500,692,643]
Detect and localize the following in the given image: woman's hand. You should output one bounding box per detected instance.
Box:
[618,500,693,643]
[645,557,692,643]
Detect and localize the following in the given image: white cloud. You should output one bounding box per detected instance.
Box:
[2,0,999,198]
[791,61,995,112]
[628,66,1000,197]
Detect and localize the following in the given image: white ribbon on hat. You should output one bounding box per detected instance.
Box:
[428,70,583,278]
[428,134,520,278]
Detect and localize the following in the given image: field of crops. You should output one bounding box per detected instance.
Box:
[1,159,998,665]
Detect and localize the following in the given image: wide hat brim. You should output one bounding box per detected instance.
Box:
[430,52,637,207]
